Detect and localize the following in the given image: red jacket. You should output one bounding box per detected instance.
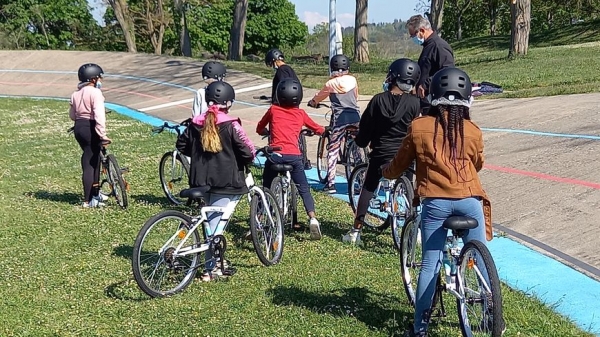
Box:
[256,105,325,155]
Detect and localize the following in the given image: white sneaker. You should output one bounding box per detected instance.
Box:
[342,229,362,245]
[309,218,322,240]
[87,196,106,208]
[97,193,109,202]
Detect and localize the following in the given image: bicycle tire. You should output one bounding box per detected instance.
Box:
[456,240,504,337]
[132,210,201,298]
[270,176,291,225]
[159,151,190,205]
[348,163,389,231]
[399,216,422,307]
[298,134,310,170]
[290,182,298,226]
[316,135,328,183]
[391,175,414,251]
[106,154,128,209]
[344,140,369,182]
[249,187,284,266]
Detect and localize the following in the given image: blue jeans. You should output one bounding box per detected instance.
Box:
[414,197,486,333]
[262,154,316,214]
[204,192,240,270]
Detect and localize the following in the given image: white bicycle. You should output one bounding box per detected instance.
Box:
[132,146,283,298]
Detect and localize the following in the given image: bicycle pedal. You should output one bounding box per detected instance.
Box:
[221,268,237,276]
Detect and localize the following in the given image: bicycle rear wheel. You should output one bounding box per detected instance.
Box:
[456,240,504,337]
[391,175,414,251]
[316,135,328,183]
[132,210,201,298]
[270,176,296,228]
[399,216,422,307]
[298,134,310,170]
[250,188,284,266]
[347,163,389,230]
[344,140,369,182]
[103,154,128,209]
[159,151,190,205]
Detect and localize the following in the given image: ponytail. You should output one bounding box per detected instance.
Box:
[201,105,222,153]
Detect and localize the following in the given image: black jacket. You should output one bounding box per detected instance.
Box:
[417,32,455,92]
[355,92,421,161]
[176,117,255,195]
[271,64,299,103]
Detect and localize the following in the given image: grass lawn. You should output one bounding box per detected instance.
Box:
[225,20,600,98]
[0,97,594,336]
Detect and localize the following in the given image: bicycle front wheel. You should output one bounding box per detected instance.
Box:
[105,154,128,209]
[132,210,201,298]
[399,216,422,307]
[344,140,369,181]
[316,135,328,183]
[159,151,190,205]
[456,240,504,337]
[391,175,414,251]
[250,187,284,266]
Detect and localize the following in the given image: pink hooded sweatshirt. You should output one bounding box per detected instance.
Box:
[69,85,109,140]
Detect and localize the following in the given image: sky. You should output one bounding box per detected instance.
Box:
[88,0,422,31]
[291,0,421,31]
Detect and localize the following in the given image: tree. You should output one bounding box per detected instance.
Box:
[447,0,472,40]
[174,0,192,56]
[106,0,137,52]
[429,0,445,34]
[228,0,248,60]
[509,0,531,57]
[130,0,171,55]
[354,0,369,63]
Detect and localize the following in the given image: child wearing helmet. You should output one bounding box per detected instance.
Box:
[69,63,110,208]
[382,67,500,336]
[265,48,299,104]
[342,58,422,245]
[256,79,325,239]
[192,61,227,117]
[307,54,361,194]
[176,81,255,281]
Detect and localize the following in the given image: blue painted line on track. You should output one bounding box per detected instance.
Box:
[3,86,600,334]
[481,127,600,140]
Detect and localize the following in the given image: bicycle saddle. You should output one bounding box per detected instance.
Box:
[442,216,478,231]
[271,164,294,172]
[179,187,208,200]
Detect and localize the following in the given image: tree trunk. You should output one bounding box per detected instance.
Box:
[175,0,192,57]
[456,15,462,40]
[429,0,445,35]
[228,0,248,60]
[107,0,137,52]
[354,0,369,63]
[509,0,531,57]
[488,0,497,36]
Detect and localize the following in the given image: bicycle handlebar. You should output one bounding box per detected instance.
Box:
[255,145,282,157]
[308,102,330,109]
[151,118,191,135]
[300,129,316,137]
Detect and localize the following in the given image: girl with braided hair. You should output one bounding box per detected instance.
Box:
[382,67,498,336]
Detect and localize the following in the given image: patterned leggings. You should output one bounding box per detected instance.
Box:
[326,122,359,186]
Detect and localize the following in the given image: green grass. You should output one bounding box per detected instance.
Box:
[225,20,600,98]
[0,97,594,336]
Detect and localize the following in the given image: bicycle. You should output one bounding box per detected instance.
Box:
[151,119,192,206]
[261,129,316,230]
[311,103,369,183]
[67,127,129,209]
[399,213,504,336]
[347,163,414,250]
[131,146,283,298]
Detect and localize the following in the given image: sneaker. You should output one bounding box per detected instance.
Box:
[83,197,105,208]
[303,160,312,170]
[97,193,109,202]
[243,230,253,241]
[200,260,231,282]
[309,218,322,240]
[322,184,337,194]
[342,229,362,245]
[404,323,428,337]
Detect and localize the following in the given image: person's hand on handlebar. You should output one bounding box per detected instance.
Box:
[258,128,270,136]
[307,99,318,108]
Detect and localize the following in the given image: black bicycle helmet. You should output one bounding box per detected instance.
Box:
[430,67,472,101]
[275,78,303,107]
[330,54,350,72]
[205,81,235,105]
[78,63,103,83]
[202,61,226,80]
[265,48,284,67]
[387,58,421,85]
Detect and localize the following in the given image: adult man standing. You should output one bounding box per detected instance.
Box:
[406,15,455,110]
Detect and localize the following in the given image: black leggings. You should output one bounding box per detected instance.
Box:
[74,119,101,202]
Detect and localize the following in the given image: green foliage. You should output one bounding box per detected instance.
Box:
[0,0,101,50]
[188,1,233,54]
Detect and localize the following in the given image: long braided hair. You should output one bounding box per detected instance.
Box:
[432,104,471,179]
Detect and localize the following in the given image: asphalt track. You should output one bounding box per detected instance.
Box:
[1,50,599,335]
